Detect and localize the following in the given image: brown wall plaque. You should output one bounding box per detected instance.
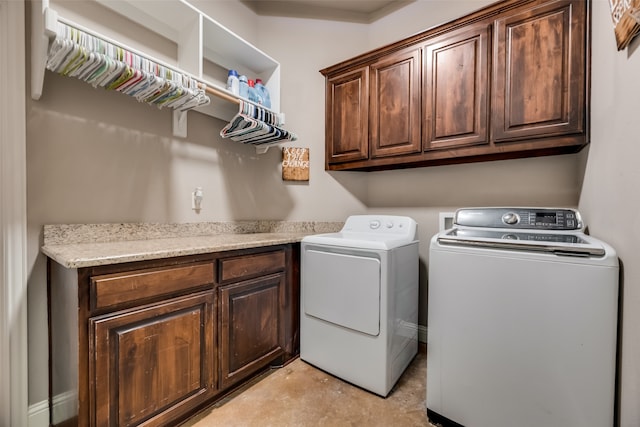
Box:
[282,147,309,181]
[610,0,640,50]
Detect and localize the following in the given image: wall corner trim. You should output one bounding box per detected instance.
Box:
[0,0,29,426]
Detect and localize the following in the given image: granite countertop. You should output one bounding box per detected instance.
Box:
[42,221,343,269]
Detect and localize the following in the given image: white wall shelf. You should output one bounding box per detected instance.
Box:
[31,0,285,153]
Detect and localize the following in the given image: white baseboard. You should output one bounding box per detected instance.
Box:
[28,399,48,427]
[53,390,77,425]
[419,325,427,343]
[29,390,77,427]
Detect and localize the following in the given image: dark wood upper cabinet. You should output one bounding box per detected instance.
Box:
[492,0,585,142]
[325,66,369,165]
[423,24,490,150]
[321,0,590,171]
[370,47,422,158]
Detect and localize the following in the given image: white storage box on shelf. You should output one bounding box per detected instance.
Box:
[31,0,286,153]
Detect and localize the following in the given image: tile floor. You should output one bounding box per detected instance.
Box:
[182,352,437,427]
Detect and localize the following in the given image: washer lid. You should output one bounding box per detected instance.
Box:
[302,215,418,250]
[437,228,607,257]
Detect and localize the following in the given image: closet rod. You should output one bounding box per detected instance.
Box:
[203,85,239,105]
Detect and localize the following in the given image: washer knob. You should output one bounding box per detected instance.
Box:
[386,221,394,228]
[502,212,520,225]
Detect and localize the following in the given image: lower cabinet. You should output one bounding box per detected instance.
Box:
[48,244,298,427]
[219,273,286,389]
[90,292,216,427]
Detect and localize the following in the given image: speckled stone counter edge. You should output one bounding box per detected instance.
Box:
[42,221,344,268]
[43,221,344,246]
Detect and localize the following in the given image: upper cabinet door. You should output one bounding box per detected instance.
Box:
[423,24,490,150]
[325,67,370,165]
[492,0,586,142]
[370,47,422,158]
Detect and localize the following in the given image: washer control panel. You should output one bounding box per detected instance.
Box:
[454,208,583,230]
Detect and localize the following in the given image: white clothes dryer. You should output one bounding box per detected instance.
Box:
[427,207,619,427]
[300,215,419,397]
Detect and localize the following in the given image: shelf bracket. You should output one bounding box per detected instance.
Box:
[31,1,57,100]
[173,110,188,138]
[255,146,270,155]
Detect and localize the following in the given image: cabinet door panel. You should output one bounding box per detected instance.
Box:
[370,47,421,158]
[424,25,490,149]
[219,273,285,389]
[492,0,585,142]
[91,292,215,427]
[326,67,369,164]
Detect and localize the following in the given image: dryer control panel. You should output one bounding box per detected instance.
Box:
[454,208,583,230]
[340,215,418,241]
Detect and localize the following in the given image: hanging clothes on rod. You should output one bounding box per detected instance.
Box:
[220,100,297,146]
[46,21,210,112]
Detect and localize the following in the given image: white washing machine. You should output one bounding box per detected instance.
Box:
[427,207,619,427]
[300,215,419,397]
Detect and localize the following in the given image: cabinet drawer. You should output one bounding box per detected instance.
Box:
[90,262,215,311]
[219,249,286,283]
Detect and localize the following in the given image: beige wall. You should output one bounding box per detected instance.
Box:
[581,1,640,426]
[252,0,582,328]
[29,0,637,423]
[27,0,372,406]
[368,0,497,48]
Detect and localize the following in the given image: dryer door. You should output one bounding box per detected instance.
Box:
[303,247,381,336]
